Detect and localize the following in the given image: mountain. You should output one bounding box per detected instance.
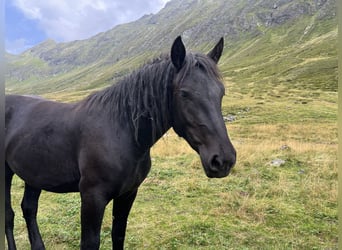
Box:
[5,0,337,101]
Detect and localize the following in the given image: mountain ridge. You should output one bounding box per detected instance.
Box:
[6,0,337,101]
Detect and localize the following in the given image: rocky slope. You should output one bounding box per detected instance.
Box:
[6,0,337,99]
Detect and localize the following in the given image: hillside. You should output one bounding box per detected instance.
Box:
[5,0,337,101]
[5,1,338,248]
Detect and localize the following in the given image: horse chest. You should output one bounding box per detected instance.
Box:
[77,137,151,196]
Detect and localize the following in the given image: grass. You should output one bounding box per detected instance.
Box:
[5,13,338,248]
[6,77,337,249]
[5,1,338,248]
[220,18,338,92]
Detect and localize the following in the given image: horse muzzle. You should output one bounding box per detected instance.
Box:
[199,145,236,178]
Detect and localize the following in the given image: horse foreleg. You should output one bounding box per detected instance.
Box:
[79,186,109,250]
[112,190,137,250]
[21,184,45,250]
[5,163,16,250]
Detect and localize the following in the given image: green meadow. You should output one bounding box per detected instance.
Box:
[6,8,338,249]
[7,75,337,249]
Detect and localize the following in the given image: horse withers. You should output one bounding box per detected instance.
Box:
[5,36,236,249]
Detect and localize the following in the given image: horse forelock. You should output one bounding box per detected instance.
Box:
[176,53,222,84]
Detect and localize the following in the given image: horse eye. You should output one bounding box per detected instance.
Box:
[180,90,189,98]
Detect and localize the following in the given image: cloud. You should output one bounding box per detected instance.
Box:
[12,0,170,42]
[5,38,34,54]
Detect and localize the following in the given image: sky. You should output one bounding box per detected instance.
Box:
[5,0,170,54]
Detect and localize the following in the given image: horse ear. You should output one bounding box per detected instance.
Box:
[171,36,186,71]
[207,37,224,64]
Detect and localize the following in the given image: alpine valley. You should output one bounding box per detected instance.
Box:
[6,0,337,101]
[5,0,338,249]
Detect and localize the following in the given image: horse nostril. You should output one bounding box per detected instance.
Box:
[211,155,222,170]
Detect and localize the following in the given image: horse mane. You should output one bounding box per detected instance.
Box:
[81,52,221,144]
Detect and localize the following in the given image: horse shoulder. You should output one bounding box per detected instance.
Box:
[77,122,151,197]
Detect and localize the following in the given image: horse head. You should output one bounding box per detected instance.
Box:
[170,36,236,178]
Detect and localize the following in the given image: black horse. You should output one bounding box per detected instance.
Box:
[5,36,236,250]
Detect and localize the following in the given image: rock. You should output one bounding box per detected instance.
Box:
[298,169,305,174]
[270,159,286,167]
[280,145,290,150]
[224,115,236,122]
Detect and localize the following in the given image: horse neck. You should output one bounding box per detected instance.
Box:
[81,57,175,150]
[118,58,175,149]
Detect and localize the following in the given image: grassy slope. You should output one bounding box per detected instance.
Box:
[7,76,338,247]
[220,17,338,92]
[6,3,337,250]
[7,76,337,249]
[6,18,337,103]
